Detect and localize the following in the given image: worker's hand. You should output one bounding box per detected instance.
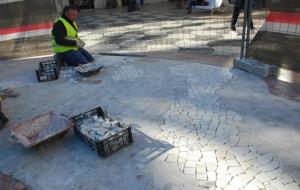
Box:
[76,39,85,48]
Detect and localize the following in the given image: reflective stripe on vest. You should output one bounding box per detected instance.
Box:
[52,17,79,53]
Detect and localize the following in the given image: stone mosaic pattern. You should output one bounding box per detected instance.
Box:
[155,65,299,189]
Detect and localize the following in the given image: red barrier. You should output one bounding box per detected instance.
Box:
[0,22,53,35]
[266,11,300,24]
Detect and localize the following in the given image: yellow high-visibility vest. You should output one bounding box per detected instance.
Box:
[51,17,78,53]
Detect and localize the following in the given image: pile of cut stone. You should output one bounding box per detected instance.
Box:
[78,116,125,141]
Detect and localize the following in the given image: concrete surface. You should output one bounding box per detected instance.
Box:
[0,55,299,190]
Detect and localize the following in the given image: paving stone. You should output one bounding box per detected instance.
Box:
[247,166,263,176]
[216,151,227,160]
[244,180,260,190]
[259,160,280,172]
[178,163,185,172]
[270,178,285,189]
[257,153,273,165]
[186,161,197,168]
[240,160,252,170]
[227,159,239,167]
[265,183,279,190]
[166,154,178,163]
[206,163,217,172]
[284,182,299,190]
[201,145,219,152]
[255,171,276,183]
[224,185,239,190]
[197,173,208,181]
[228,166,245,176]
[236,152,257,163]
[226,153,236,160]
[184,167,196,175]
[179,147,189,152]
[280,173,294,185]
[226,136,239,147]
[207,172,217,182]
[216,174,231,188]
[238,173,253,184]
[178,157,186,164]
[197,165,207,174]
[199,181,216,188]
[217,166,228,175]
[230,176,247,188]
[179,151,187,158]
[186,151,201,161]
[202,151,216,158]
[167,148,180,155]
[201,156,218,164]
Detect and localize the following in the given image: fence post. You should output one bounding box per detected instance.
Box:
[240,0,249,59]
[245,0,252,53]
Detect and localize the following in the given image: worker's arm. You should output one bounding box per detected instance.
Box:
[52,20,77,46]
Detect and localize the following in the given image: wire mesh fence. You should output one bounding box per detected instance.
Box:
[74,0,267,56]
[76,0,269,58]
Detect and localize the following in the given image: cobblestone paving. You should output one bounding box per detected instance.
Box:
[152,64,300,189]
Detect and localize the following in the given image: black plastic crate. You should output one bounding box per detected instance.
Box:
[72,107,133,157]
[36,60,59,82]
[39,60,58,71]
[35,68,59,82]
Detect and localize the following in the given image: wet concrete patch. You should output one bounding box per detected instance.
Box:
[179,47,215,55]
[195,34,224,41]
[207,39,241,47]
[264,76,300,102]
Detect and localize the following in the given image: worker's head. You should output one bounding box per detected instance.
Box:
[62,6,78,21]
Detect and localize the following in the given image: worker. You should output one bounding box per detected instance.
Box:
[231,0,254,32]
[51,6,94,66]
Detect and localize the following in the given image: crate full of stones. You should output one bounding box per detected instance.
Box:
[35,60,59,82]
[72,107,133,157]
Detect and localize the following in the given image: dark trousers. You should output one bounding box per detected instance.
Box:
[231,0,254,29]
[58,48,94,67]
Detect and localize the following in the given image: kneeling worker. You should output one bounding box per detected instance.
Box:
[52,6,94,66]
